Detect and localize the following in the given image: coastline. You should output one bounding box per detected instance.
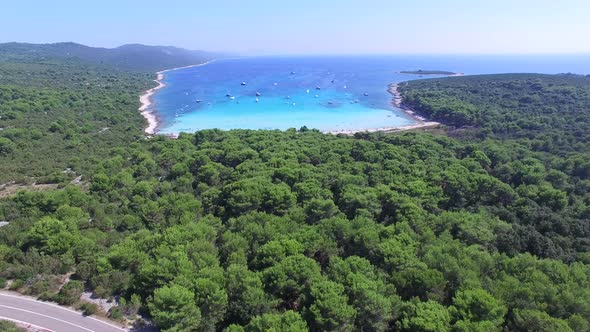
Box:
[396,71,465,77]
[323,82,440,135]
[139,58,440,137]
[138,60,217,135]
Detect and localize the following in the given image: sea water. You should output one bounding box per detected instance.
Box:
[151,55,590,134]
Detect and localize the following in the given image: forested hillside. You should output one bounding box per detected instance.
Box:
[0,60,152,183]
[3,129,590,331]
[399,74,590,147]
[0,42,217,72]
[1,61,590,331]
[0,42,218,183]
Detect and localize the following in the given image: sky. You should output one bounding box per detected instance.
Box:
[1,0,589,55]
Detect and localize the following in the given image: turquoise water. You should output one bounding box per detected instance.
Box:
[151,55,590,134]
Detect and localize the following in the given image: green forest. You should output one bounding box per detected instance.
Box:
[1,47,590,331]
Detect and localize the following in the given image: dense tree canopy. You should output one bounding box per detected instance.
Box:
[0,60,153,183]
[2,127,590,330]
[1,57,589,331]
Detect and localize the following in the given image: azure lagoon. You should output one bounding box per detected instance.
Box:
[151,55,590,134]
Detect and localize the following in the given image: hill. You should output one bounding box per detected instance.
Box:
[399,73,590,145]
[400,69,459,75]
[0,42,219,72]
[0,49,154,183]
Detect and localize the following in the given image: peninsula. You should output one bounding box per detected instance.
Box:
[399,69,463,76]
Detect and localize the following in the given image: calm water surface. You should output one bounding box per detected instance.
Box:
[151,55,590,134]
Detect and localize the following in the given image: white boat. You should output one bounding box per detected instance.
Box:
[230,96,236,100]
[256,92,262,96]
[306,89,310,93]
[256,97,259,103]
[241,82,247,86]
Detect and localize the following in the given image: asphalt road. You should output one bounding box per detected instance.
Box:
[0,291,127,332]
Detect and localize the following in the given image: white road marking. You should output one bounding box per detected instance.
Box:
[0,304,95,332]
[0,292,127,331]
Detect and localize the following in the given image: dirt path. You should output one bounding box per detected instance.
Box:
[0,182,59,198]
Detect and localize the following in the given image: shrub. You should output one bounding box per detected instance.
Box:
[80,302,98,316]
[9,279,24,291]
[56,280,84,305]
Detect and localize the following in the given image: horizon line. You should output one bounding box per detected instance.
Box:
[1,40,590,57]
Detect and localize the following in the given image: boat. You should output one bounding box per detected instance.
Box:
[314,95,319,98]
[290,71,296,75]
[315,86,321,90]
[230,96,236,100]
[241,81,247,86]
[363,93,369,96]
[256,92,261,96]
[256,97,259,103]
[226,93,232,97]
[196,99,203,103]
[306,89,310,93]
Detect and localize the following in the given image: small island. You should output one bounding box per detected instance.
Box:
[399,69,463,76]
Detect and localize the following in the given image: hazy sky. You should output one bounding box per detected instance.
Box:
[1,0,589,55]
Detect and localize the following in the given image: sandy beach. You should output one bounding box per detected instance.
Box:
[140,60,439,137]
[323,82,440,135]
[138,60,217,135]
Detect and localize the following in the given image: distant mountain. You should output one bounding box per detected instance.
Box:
[0,42,221,72]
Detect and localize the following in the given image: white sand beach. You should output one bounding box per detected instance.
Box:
[140,60,440,137]
[138,60,217,135]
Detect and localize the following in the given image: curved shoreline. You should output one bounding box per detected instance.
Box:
[323,82,440,135]
[140,59,440,136]
[138,60,217,135]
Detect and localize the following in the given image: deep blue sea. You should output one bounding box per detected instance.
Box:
[151,55,590,134]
